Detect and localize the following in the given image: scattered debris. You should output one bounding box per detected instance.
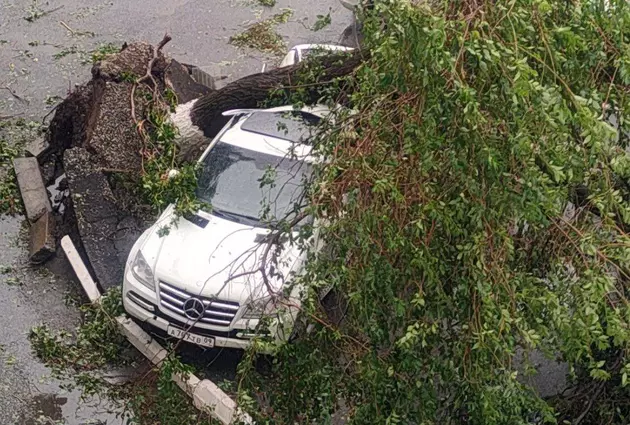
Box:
[29,210,56,264]
[44,94,62,106]
[5,277,21,286]
[311,9,332,31]
[0,144,20,214]
[230,9,293,54]
[53,45,81,60]
[23,1,64,22]
[1,120,45,214]
[1,84,28,104]
[59,21,95,38]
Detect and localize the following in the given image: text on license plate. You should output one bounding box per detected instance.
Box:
[167,326,215,348]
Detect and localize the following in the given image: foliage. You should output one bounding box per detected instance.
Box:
[235,0,630,424]
[29,288,129,378]
[257,0,277,6]
[230,9,294,54]
[134,87,204,220]
[53,45,81,60]
[90,42,120,63]
[0,119,44,215]
[29,289,216,424]
[111,354,218,425]
[311,10,332,32]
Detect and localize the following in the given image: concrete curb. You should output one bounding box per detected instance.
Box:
[61,236,101,303]
[62,235,252,424]
[13,156,52,223]
[116,316,252,424]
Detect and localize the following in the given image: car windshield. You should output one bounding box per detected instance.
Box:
[196,142,312,228]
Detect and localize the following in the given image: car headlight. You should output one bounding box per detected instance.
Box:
[242,297,277,320]
[131,251,155,290]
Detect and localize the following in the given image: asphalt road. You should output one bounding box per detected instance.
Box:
[0,0,354,423]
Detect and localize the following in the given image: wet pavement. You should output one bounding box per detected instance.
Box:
[1,0,353,423]
[0,215,122,424]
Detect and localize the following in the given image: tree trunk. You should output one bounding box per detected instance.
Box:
[176,50,366,160]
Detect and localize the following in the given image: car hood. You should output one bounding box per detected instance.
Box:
[143,210,305,305]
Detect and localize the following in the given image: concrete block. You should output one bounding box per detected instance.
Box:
[173,372,201,395]
[13,157,52,223]
[115,316,168,366]
[193,380,237,424]
[25,136,51,161]
[29,211,56,264]
[61,236,101,303]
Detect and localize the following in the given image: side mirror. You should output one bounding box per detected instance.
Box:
[167,169,180,179]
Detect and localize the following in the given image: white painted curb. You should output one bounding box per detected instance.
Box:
[61,236,101,303]
[62,235,252,424]
[116,316,253,424]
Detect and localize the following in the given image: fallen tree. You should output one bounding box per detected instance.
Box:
[44,37,364,290]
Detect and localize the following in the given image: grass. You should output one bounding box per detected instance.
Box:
[90,42,120,63]
[230,9,293,55]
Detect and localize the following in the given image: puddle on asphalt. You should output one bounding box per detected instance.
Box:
[22,394,67,425]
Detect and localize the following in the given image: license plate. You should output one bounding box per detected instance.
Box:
[167,325,215,348]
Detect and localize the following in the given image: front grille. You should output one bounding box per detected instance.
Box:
[158,281,240,326]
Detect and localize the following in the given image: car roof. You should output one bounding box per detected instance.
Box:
[218,106,330,162]
[291,44,355,53]
[222,104,331,119]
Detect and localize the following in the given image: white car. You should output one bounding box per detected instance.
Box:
[122,105,330,350]
[279,44,355,68]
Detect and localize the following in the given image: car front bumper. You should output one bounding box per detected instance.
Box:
[122,266,262,350]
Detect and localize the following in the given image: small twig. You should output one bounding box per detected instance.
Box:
[0,85,28,104]
[1,113,22,120]
[130,84,138,124]
[573,381,605,425]
[223,210,309,295]
[137,33,172,87]
[42,104,59,124]
[131,33,172,123]
[0,86,28,103]
[59,20,75,36]
[130,33,172,175]
[99,167,133,174]
[25,5,64,22]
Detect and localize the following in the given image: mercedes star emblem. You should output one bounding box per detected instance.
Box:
[182,297,206,320]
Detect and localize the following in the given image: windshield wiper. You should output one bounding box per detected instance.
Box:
[211,208,260,226]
